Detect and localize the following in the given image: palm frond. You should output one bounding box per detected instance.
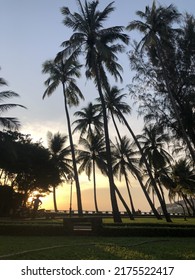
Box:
[0,90,20,101]
[0,103,26,113]
[0,117,21,130]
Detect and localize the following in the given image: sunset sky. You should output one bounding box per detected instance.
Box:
[1,0,194,212]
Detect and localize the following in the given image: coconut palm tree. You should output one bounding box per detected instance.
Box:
[97,85,162,219]
[72,102,103,139]
[0,73,26,130]
[60,0,129,222]
[126,1,195,163]
[47,131,73,212]
[138,124,172,202]
[138,124,172,171]
[112,136,139,214]
[137,124,172,208]
[119,110,172,220]
[77,134,107,212]
[96,86,131,139]
[161,159,195,216]
[42,53,84,215]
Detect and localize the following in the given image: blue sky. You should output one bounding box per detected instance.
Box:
[1,0,194,211]
[1,0,194,144]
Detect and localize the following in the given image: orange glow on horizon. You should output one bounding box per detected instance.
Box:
[38,175,158,213]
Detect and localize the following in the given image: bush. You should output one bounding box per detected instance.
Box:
[0,222,195,237]
[101,225,195,237]
[0,224,64,236]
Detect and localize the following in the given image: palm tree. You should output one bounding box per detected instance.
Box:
[97,85,162,219]
[126,1,195,163]
[77,133,134,219]
[47,131,73,212]
[60,0,129,222]
[0,73,26,130]
[138,124,172,201]
[161,159,195,216]
[42,53,84,215]
[96,86,131,139]
[138,124,172,171]
[77,134,107,212]
[112,136,139,214]
[72,102,103,139]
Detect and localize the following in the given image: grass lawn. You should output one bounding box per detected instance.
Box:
[0,217,195,260]
[0,235,195,260]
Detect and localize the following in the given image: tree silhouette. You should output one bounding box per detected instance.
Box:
[42,53,84,215]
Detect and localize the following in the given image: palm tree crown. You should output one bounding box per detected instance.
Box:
[61,0,129,83]
[47,131,73,211]
[0,73,26,130]
[42,55,83,104]
[77,135,107,212]
[127,1,180,52]
[137,124,172,171]
[112,136,140,213]
[72,102,103,139]
[47,131,73,177]
[97,85,131,122]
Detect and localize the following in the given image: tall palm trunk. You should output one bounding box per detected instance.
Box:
[124,171,136,214]
[62,83,83,216]
[94,65,121,223]
[183,194,195,216]
[111,110,161,219]
[156,177,166,204]
[53,186,58,212]
[117,109,172,221]
[152,189,155,206]
[114,184,134,220]
[111,112,136,214]
[92,158,99,213]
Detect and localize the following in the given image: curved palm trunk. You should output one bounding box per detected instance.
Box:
[128,155,161,219]
[156,178,166,204]
[152,189,155,206]
[111,111,161,219]
[94,65,121,223]
[183,194,195,216]
[124,171,136,214]
[111,112,136,214]
[114,184,134,220]
[182,195,191,217]
[62,83,83,216]
[92,159,99,213]
[117,109,172,221]
[53,186,58,212]
[111,111,122,143]
[189,197,195,216]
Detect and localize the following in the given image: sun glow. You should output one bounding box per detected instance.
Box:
[34,173,154,213]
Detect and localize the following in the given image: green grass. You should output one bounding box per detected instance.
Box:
[103,217,195,225]
[0,235,195,260]
[0,217,195,260]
